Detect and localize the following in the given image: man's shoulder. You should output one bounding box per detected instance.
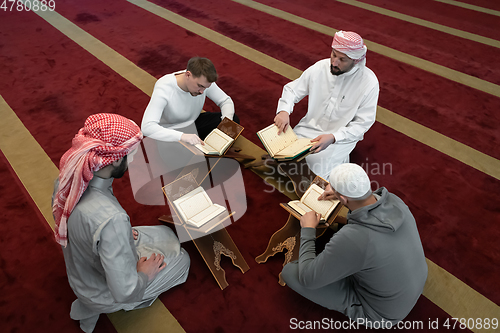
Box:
[153,73,181,98]
[308,58,330,71]
[73,189,126,219]
[156,72,177,87]
[338,223,371,237]
[299,58,329,79]
[330,225,370,254]
[359,66,379,85]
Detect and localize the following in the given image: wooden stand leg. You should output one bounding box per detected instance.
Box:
[256,214,331,286]
[212,229,250,274]
[275,233,300,286]
[255,214,301,265]
[191,228,249,290]
[256,214,302,286]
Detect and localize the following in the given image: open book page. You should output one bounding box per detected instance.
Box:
[275,137,312,158]
[173,187,212,222]
[301,184,339,217]
[189,204,226,227]
[195,128,233,155]
[195,143,217,154]
[288,200,313,216]
[257,124,299,157]
[172,187,228,228]
[205,128,233,153]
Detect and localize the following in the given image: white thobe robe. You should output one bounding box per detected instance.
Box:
[277,59,379,179]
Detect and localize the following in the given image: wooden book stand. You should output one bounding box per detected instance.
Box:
[162,172,249,290]
[256,168,344,285]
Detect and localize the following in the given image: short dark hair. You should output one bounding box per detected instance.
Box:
[186,57,218,82]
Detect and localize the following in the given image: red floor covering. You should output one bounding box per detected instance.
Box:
[0,1,498,332]
[0,151,117,333]
[51,0,500,159]
[456,0,500,11]
[357,0,500,39]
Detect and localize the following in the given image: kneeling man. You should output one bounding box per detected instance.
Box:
[52,113,190,332]
[281,163,427,326]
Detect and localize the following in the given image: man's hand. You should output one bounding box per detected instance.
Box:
[274,111,290,135]
[132,229,138,240]
[181,133,203,146]
[300,211,322,229]
[318,184,336,201]
[310,134,335,153]
[137,253,166,282]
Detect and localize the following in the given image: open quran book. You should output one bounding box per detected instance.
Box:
[287,183,340,221]
[195,128,234,155]
[195,117,244,155]
[172,186,227,228]
[257,124,312,161]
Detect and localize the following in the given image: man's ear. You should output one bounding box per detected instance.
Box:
[111,158,123,167]
[338,194,348,206]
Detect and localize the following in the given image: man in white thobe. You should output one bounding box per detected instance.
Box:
[274,31,379,179]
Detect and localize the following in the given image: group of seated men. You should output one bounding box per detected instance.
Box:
[51,31,428,332]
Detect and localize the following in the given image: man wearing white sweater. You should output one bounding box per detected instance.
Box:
[141,57,238,145]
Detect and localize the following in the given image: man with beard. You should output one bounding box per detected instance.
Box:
[52,113,190,332]
[274,31,379,179]
[281,163,427,326]
[141,57,238,145]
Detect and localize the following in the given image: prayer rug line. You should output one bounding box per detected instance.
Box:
[0,94,186,333]
[434,0,500,17]
[231,0,500,98]
[128,0,500,181]
[336,0,500,49]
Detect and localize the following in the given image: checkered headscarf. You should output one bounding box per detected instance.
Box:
[52,113,143,247]
[331,31,367,64]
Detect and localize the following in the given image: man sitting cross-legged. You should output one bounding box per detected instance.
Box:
[52,113,190,332]
[281,163,427,327]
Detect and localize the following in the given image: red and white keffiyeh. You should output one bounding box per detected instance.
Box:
[331,31,367,64]
[52,113,143,247]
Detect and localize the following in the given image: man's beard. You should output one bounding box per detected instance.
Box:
[330,65,346,76]
[111,156,128,179]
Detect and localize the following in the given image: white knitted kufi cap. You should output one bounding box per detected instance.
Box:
[329,163,371,199]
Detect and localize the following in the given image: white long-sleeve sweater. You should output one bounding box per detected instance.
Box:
[142,70,234,142]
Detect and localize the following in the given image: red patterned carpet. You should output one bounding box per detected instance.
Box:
[1,0,499,332]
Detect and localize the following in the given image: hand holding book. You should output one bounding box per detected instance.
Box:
[193,117,243,156]
[300,211,323,229]
[318,184,336,201]
[310,134,335,153]
[195,128,233,155]
[287,184,340,220]
[274,111,290,135]
[181,133,204,146]
[257,124,312,161]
